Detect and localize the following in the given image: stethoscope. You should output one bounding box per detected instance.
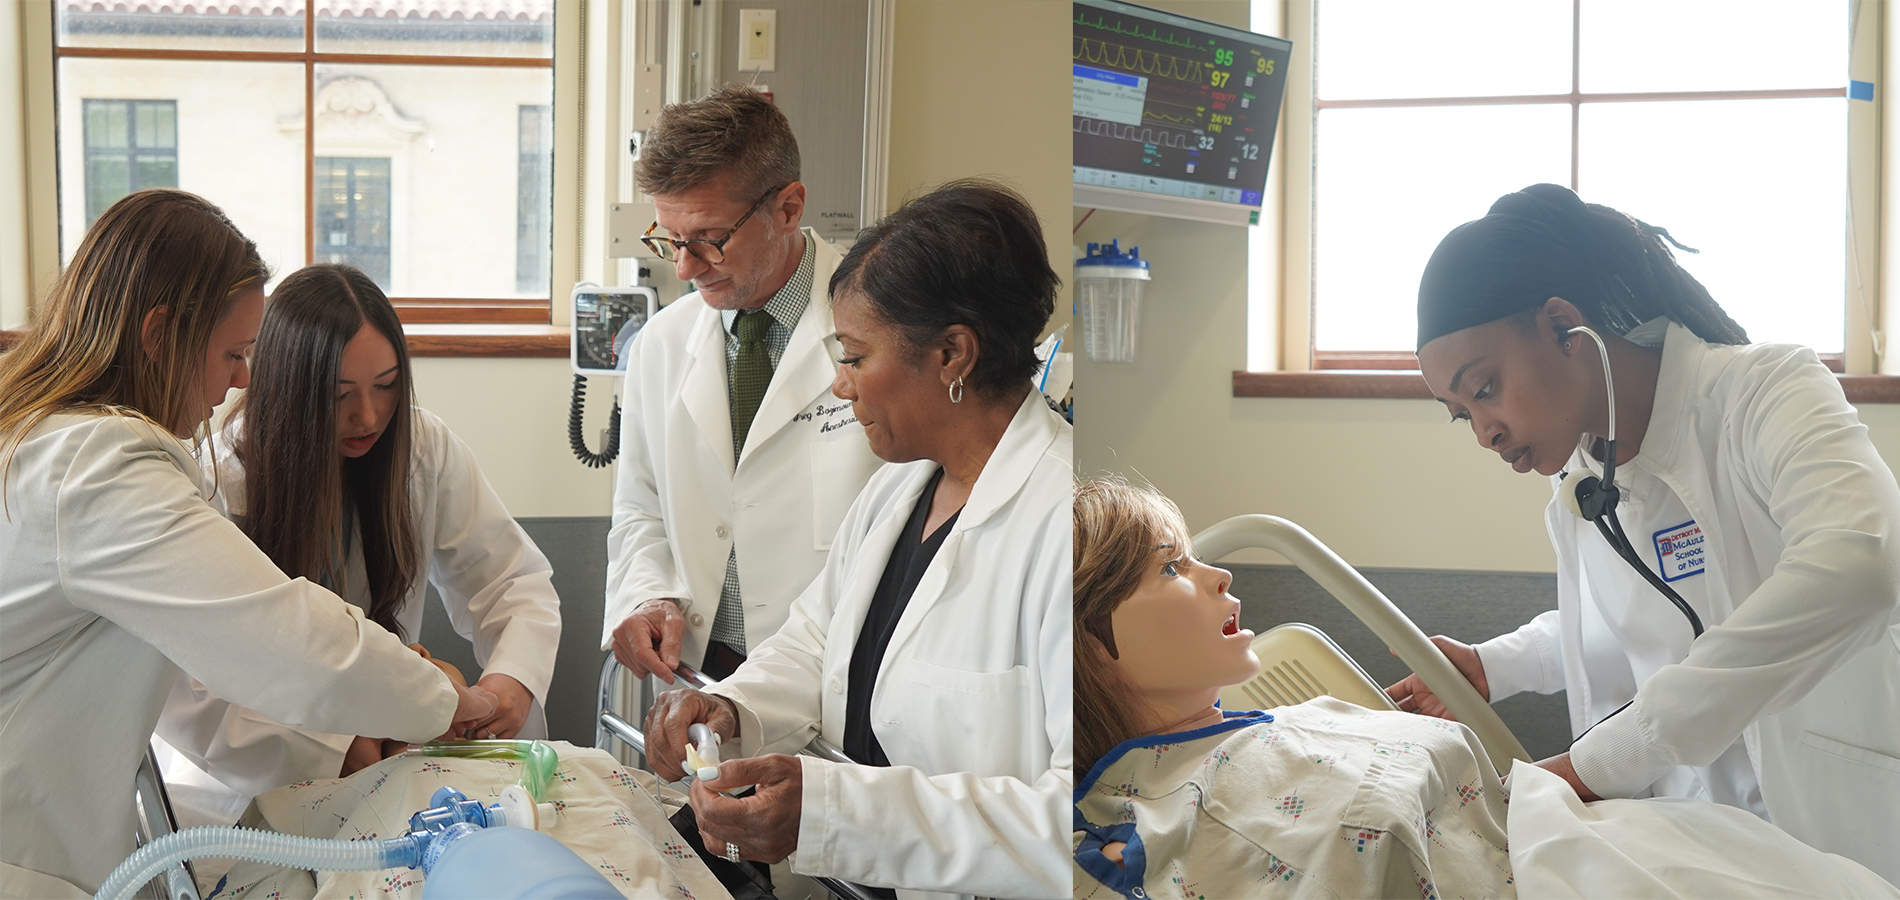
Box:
[1555,326,1706,640]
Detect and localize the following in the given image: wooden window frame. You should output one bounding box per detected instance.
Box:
[53,7,558,327]
[1245,0,1900,401]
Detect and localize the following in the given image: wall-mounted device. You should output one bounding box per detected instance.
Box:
[571,284,656,375]
[739,9,777,72]
[568,284,658,468]
[1072,0,1292,226]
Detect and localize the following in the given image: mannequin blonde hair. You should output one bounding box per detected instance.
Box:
[1074,476,1192,774]
[0,189,267,497]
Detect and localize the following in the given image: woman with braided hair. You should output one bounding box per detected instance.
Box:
[1384,183,1900,880]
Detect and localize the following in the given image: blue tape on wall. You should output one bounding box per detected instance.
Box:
[1851,80,1875,102]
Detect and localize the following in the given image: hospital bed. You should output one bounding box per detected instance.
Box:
[1191,513,1533,770]
[595,654,882,900]
[113,661,872,900]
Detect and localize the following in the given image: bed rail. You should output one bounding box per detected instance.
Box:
[132,744,201,900]
[1192,514,1534,769]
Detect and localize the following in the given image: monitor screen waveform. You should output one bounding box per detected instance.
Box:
[1073,0,1292,219]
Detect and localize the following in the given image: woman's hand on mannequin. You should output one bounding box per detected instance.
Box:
[1384,635,1489,719]
[466,673,533,739]
[1535,752,1603,802]
[690,754,802,864]
[643,690,738,782]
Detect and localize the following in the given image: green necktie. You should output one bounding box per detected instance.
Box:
[731,309,774,460]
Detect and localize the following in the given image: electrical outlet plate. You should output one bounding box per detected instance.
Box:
[739,9,776,72]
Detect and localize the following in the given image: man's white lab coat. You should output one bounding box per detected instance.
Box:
[707,391,1072,900]
[604,231,881,665]
[1479,321,1900,882]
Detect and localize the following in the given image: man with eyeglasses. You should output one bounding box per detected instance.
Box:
[604,86,881,691]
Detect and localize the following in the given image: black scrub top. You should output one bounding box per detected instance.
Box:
[842,467,959,767]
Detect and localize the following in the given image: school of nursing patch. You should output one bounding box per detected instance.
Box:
[1652,520,1707,582]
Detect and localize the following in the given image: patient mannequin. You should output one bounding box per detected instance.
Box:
[1072,478,1515,899]
[1072,478,1900,900]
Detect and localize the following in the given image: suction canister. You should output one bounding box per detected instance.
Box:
[1075,240,1151,364]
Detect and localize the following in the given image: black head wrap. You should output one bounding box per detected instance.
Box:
[1415,183,1747,350]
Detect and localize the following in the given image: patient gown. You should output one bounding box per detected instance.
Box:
[1073,697,1514,900]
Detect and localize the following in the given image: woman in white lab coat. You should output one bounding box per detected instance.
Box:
[161,263,563,795]
[1386,183,1900,879]
[0,190,494,899]
[644,180,1071,900]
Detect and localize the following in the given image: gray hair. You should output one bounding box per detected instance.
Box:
[635,85,800,200]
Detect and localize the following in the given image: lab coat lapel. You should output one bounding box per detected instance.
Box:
[875,392,1060,674]
[830,465,936,696]
[681,304,736,477]
[739,236,841,468]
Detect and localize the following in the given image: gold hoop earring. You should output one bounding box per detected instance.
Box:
[949,377,964,404]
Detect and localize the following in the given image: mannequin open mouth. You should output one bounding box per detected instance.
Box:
[1222,612,1240,636]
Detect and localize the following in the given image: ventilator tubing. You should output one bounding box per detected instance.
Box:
[95,826,424,900]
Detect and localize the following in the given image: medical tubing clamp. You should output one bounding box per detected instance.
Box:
[98,741,561,900]
[568,374,621,467]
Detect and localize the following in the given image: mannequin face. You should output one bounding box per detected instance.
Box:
[1108,548,1260,705]
[1417,299,1595,478]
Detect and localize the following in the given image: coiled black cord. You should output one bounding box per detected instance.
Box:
[569,374,621,468]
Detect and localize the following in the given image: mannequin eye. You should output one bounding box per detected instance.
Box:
[1160,558,1184,577]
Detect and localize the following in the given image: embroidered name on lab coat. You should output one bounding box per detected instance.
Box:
[794,401,859,434]
[1653,520,1707,582]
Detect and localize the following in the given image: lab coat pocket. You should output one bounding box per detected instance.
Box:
[1799,731,1900,776]
[888,660,1030,767]
[809,440,881,551]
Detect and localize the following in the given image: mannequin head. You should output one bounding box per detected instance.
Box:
[1074,478,1260,773]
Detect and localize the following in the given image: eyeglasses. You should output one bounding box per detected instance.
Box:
[641,185,785,264]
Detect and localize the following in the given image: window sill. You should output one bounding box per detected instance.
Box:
[0,326,569,358]
[403,324,568,358]
[1234,370,1900,404]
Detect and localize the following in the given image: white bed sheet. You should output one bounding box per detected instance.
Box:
[1506,760,1899,899]
[200,741,731,900]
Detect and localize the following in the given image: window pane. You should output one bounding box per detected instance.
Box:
[1578,98,1845,352]
[1579,0,1847,94]
[516,105,552,294]
[57,2,305,53]
[1315,0,1571,100]
[1314,105,1571,351]
[315,0,552,58]
[313,63,555,298]
[316,157,393,288]
[58,58,305,282]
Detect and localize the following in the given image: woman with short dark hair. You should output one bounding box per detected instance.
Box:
[642,179,1071,899]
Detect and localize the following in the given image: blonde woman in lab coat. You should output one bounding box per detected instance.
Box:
[0,189,494,898]
[643,181,1071,900]
[1386,183,1900,879]
[158,263,562,804]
